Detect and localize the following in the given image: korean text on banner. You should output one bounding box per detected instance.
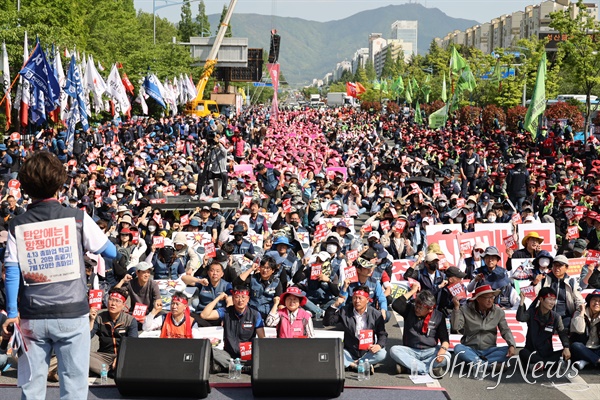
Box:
[15,218,81,285]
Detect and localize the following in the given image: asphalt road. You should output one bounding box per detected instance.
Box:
[0,313,598,400]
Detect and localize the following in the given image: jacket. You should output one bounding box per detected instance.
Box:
[275,308,312,338]
[91,311,138,355]
[323,303,387,360]
[392,296,449,349]
[570,307,600,348]
[535,273,584,319]
[516,304,569,357]
[451,301,516,350]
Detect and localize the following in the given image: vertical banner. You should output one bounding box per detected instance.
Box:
[267,63,279,119]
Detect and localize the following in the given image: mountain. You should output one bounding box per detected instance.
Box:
[207,4,478,86]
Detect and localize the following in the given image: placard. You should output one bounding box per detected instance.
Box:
[394,219,406,233]
[466,212,475,225]
[132,302,148,322]
[152,236,165,248]
[346,249,358,264]
[380,220,390,232]
[567,225,579,239]
[358,329,374,350]
[344,265,358,283]
[310,263,322,280]
[504,235,517,250]
[203,240,216,258]
[520,285,536,300]
[433,182,441,197]
[282,198,292,213]
[456,198,465,208]
[88,289,103,309]
[239,342,252,361]
[447,282,466,300]
[15,218,81,285]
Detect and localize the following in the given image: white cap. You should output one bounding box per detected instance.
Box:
[368,231,380,240]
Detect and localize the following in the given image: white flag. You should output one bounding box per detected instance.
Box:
[106,64,130,115]
[53,46,69,122]
[84,55,107,112]
[1,42,12,129]
[136,86,148,115]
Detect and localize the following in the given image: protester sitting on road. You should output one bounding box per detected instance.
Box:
[324,285,388,374]
[235,256,283,318]
[293,250,339,320]
[456,240,487,279]
[468,246,518,309]
[516,287,571,372]
[570,289,600,369]
[115,261,162,318]
[506,231,544,271]
[339,257,388,322]
[451,285,517,371]
[438,266,468,317]
[89,288,138,378]
[200,286,266,373]
[534,255,584,329]
[265,286,314,338]
[142,291,201,338]
[390,284,449,377]
[181,261,232,326]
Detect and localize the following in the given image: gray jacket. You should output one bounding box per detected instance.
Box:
[451,301,516,350]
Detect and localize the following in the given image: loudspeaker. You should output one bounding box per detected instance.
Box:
[115,337,211,398]
[251,338,344,397]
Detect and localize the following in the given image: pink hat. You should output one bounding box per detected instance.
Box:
[279,286,307,306]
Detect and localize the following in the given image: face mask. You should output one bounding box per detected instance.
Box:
[455,216,464,223]
[117,194,123,199]
[326,244,338,254]
[148,225,157,233]
[488,215,497,223]
[438,201,447,207]
[234,234,244,240]
[290,221,299,227]
[427,261,439,271]
[539,258,550,267]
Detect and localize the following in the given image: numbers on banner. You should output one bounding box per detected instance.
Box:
[239,342,252,361]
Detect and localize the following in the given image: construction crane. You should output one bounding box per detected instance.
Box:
[185,0,239,118]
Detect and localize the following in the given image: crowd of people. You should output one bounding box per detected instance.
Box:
[0,103,600,397]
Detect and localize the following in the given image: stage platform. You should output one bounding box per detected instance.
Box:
[0,382,451,400]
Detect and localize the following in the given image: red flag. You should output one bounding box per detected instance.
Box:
[121,73,134,95]
[346,82,357,98]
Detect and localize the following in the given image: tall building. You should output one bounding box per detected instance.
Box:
[391,20,418,56]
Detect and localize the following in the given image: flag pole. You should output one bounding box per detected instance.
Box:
[0,41,38,108]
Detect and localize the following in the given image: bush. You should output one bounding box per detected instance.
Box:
[386,101,400,115]
[482,104,506,130]
[506,106,528,131]
[544,102,584,130]
[457,105,482,126]
[360,101,382,112]
[422,100,445,116]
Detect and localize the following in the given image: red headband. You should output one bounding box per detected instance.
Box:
[233,289,250,297]
[109,292,126,302]
[171,296,188,305]
[353,290,372,302]
[541,293,557,299]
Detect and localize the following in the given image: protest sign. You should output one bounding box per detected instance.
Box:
[152,236,165,248]
[517,223,557,256]
[88,289,103,309]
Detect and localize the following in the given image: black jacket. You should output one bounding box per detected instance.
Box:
[324,303,387,360]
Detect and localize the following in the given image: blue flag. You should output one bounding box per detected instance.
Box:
[19,43,60,111]
[29,85,46,125]
[143,74,166,108]
[64,55,89,147]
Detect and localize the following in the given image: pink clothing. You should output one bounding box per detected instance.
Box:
[276,308,312,338]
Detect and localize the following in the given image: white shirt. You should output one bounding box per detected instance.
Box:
[353,308,368,338]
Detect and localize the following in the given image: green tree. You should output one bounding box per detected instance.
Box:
[339,69,353,83]
[217,5,233,37]
[550,0,600,136]
[353,64,367,83]
[381,47,395,79]
[196,0,210,37]
[178,0,197,42]
[365,59,376,81]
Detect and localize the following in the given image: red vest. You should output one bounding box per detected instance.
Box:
[160,312,193,338]
[276,308,312,338]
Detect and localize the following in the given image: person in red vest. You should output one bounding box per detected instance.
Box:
[142,292,201,338]
[265,286,314,338]
[231,128,246,164]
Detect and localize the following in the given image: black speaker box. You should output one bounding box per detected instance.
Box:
[115,337,211,398]
[251,338,344,397]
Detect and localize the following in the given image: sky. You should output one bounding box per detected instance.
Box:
[134,0,561,25]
